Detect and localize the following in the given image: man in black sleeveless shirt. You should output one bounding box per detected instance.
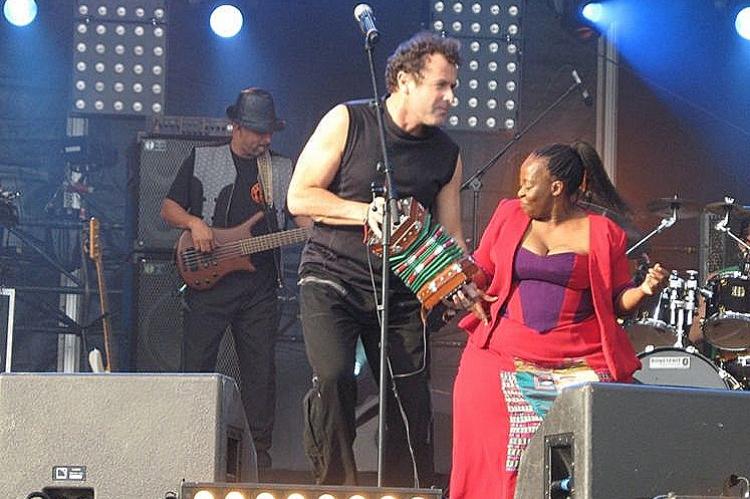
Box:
[287,33,465,486]
[161,88,297,470]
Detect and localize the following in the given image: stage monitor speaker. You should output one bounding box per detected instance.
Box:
[134,135,224,252]
[515,383,750,499]
[132,256,184,372]
[0,373,256,499]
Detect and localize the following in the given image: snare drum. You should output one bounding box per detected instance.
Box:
[704,271,750,350]
[633,347,738,389]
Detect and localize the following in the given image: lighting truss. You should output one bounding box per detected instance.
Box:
[430,1,524,132]
[71,0,167,116]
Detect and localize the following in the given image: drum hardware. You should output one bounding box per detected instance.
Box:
[716,351,750,390]
[626,270,713,354]
[627,194,698,256]
[701,196,750,351]
[645,195,703,219]
[668,271,689,348]
[634,346,741,389]
[711,196,750,255]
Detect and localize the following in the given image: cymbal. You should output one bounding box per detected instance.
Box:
[705,200,750,218]
[646,196,702,219]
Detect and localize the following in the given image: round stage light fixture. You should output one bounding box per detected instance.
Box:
[210,4,243,38]
[3,0,37,27]
[581,2,603,23]
[736,6,750,40]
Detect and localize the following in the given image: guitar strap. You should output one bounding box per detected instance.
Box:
[257,151,284,287]
[257,150,274,208]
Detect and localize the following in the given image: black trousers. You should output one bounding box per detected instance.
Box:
[299,268,434,487]
[181,272,280,454]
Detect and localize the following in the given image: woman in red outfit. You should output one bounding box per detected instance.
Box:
[449,142,668,499]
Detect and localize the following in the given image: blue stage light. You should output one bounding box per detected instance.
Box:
[736,6,750,40]
[210,4,243,38]
[3,0,37,27]
[581,2,604,24]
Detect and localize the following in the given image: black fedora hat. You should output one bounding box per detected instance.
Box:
[226,88,286,133]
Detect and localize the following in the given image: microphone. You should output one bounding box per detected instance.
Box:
[571,69,593,106]
[354,4,380,44]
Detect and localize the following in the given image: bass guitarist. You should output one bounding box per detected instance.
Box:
[160,87,308,469]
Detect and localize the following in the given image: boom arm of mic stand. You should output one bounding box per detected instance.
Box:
[461,81,582,251]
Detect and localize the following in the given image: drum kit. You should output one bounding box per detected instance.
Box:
[618,196,750,390]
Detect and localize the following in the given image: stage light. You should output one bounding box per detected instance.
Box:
[431,0,524,132]
[182,483,443,499]
[736,6,750,40]
[3,0,37,26]
[210,4,243,38]
[581,2,603,23]
[71,0,167,116]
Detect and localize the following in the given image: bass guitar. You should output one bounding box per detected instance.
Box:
[175,211,309,291]
[84,217,115,372]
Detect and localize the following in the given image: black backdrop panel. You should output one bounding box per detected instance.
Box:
[134,135,224,252]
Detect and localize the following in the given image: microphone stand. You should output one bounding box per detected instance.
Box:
[362,33,396,487]
[461,80,583,250]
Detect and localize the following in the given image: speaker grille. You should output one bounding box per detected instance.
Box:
[133,257,184,372]
[132,256,241,388]
[135,136,225,252]
[699,211,744,281]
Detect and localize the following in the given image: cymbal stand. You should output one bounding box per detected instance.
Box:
[713,197,750,254]
[626,203,678,256]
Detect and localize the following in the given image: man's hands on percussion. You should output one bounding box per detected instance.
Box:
[188,217,214,253]
[639,263,668,296]
[365,196,386,239]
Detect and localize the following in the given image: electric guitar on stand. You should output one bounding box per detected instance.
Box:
[84,217,115,372]
[175,211,310,291]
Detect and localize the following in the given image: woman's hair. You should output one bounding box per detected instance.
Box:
[531,141,632,216]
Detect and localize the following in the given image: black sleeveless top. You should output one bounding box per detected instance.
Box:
[299,98,460,290]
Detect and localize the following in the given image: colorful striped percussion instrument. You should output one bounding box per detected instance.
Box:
[368,197,481,310]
